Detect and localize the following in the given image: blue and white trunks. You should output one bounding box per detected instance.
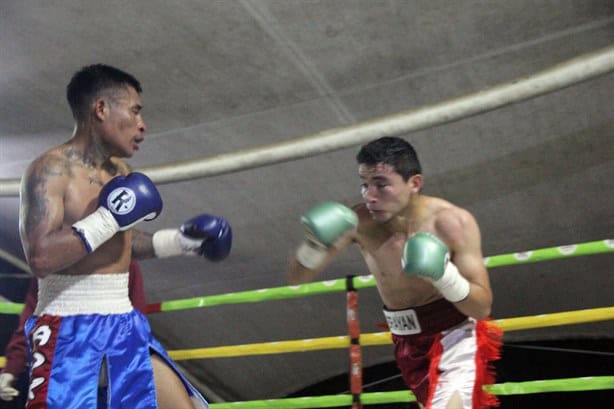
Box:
[25,273,208,409]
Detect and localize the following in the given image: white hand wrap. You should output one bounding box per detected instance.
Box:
[0,372,18,401]
[432,262,470,303]
[295,240,328,270]
[152,229,202,258]
[72,207,120,253]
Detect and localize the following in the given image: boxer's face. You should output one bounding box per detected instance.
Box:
[98,86,146,158]
[358,162,417,222]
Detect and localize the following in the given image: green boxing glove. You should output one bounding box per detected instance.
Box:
[296,201,358,269]
[402,232,470,302]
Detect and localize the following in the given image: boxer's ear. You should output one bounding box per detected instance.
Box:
[93,97,109,121]
[409,174,423,193]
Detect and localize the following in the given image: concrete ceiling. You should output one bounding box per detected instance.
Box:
[1,0,613,402]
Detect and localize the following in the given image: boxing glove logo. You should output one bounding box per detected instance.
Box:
[106,188,137,215]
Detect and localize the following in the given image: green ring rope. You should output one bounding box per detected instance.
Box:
[160,239,614,311]
[206,376,614,408]
[0,239,612,314]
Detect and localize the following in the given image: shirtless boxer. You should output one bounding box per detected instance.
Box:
[18,64,232,409]
[288,137,501,409]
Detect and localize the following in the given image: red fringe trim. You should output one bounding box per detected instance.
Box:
[425,320,503,409]
[474,320,503,408]
[425,334,444,408]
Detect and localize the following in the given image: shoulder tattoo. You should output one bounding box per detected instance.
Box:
[23,156,65,234]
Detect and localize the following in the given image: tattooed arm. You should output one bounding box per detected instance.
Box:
[18,153,88,277]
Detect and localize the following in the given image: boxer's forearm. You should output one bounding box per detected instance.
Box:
[131,229,155,260]
[452,282,493,320]
[26,230,92,277]
[287,258,320,285]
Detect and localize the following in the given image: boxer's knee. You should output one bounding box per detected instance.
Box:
[151,354,193,409]
[444,390,463,409]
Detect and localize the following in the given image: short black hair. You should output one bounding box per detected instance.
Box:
[66,64,142,121]
[356,136,422,181]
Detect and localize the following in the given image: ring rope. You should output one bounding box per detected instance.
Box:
[1,45,613,196]
[142,238,614,313]
[0,264,612,403]
[1,238,609,315]
[202,377,614,408]
[166,307,614,361]
[0,311,612,402]
[1,306,611,366]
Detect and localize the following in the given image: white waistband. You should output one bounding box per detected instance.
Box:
[383,308,422,335]
[35,273,133,316]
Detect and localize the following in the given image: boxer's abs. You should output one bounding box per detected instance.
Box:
[359,227,442,309]
[373,270,442,309]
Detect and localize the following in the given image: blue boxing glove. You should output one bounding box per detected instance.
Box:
[153,214,232,261]
[72,172,163,253]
